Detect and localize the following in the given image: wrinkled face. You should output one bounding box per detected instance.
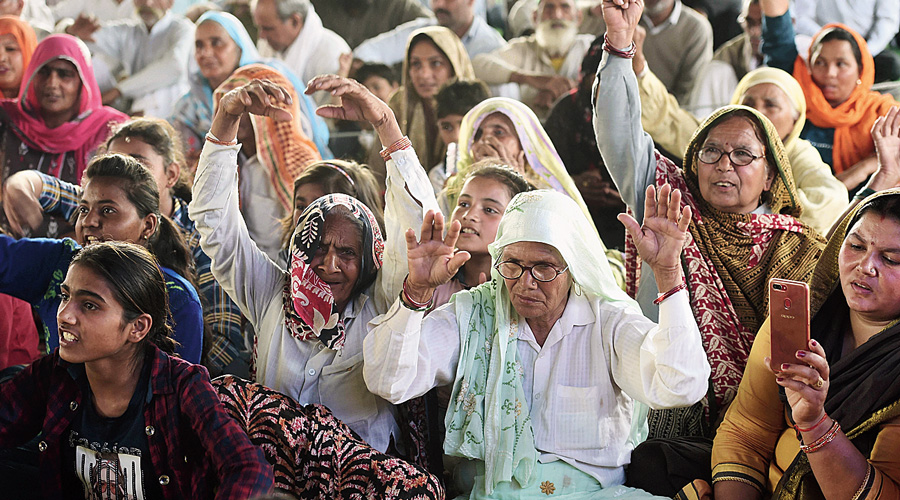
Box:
[57,264,141,364]
[431,0,473,30]
[696,116,775,214]
[0,34,24,95]
[195,21,242,88]
[108,137,179,201]
[472,112,522,161]
[34,59,82,125]
[437,113,463,146]
[810,39,860,107]
[408,39,453,100]
[839,212,900,322]
[499,241,571,326]
[309,215,363,313]
[292,182,326,227]
[253,0,302,53]
[361,75,398,104]
[739,82,796,141]
[451,176,512,255]
[75,177,156,247]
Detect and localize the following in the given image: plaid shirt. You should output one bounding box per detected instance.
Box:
[0,346,273,499]
[39,173,250,376]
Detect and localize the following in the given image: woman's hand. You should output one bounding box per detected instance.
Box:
[404,210,471,302]
[765,339,829,428]
[618,183,690,291]
[306,75,403,146]
[471,135,527,173]
[868,106,900,191]
[2,170,45,237]
[600,0,644,50]
[210,79,293,142]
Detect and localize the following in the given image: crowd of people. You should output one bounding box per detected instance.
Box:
[0,0,899,498]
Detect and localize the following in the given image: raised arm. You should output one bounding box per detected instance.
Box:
[759,0,798,73]
[592,0,658,222]
[307,75,439,313]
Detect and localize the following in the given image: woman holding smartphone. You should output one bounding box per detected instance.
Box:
[0,241,272,498]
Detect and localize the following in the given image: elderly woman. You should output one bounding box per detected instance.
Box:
[189,74,439,454]
[710,186,900,499]
[0,34,127,238]
[636,64,849,235]
[595,0,825,438]
[363,184,709,498]
[170,11,329,166]
[760,0,897,192]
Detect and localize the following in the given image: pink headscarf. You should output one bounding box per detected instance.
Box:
[0,34,127,180]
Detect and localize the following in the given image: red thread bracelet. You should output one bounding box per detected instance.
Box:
[205,133,237,146]
[795,413,828,433]
[602,33,636,59]
[653,280,686,305]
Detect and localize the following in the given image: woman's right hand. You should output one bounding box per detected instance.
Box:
[2,170,45,237]
[869,106,900,191]
[404,210,471,302]
[210,79,293,142]
[306,75,403,146]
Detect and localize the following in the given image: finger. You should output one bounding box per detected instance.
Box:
[617,212,642,245]
[777,362,823,386]
[478,272,487,284]
[447,250,471,275]
[889,106,900,136]
[405,227,418,252]
[656,183,670,219]
[873,115,886,138]
[643,184,657,220]
[444,219,462,249]
[666,186,681,223]
[306,74,344,94]
[419,210,436,242]
[774,375,821,398]
[433,210,446,242]
[315,104,347,120]
[678,205,692,233]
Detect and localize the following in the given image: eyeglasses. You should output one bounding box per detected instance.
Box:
[494,261,569,282]
[697,146,763,167]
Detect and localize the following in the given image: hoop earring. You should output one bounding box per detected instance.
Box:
[573,281,583,296]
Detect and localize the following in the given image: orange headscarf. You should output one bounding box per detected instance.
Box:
[0,16,36,92]
[793,23,897,174]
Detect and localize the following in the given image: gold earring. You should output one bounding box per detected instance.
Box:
[857,79,862,85]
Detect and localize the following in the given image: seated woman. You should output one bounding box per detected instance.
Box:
[0,154,203,362]
[636,62,849,235]
[595,0,825,438]
[212,63,322,260]
[3,117,249,377]
[170,11,330,167]
[190,75,437,453]
[0,241,273,498]
[760,0,897,192]
[370,26,475,188]
[0,16,36,99]
[363,185,710,498]
[711,186,900,498]
[0,34,128,238]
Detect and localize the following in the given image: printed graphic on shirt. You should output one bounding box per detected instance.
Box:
[71,439,146,500]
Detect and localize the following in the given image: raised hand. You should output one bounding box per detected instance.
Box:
[618,183,690,290]
[765,339,829,428]
[218,79,293,121]
[307,75,402,146]
[404,210,471,302]
[601,0,644,49]
[869,106,900,191]
[2,170,44,237]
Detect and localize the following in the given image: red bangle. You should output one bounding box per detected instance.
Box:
[401,276,433,311]
[205,133,237,146]
[602,33,636,59]
[799,419,840,453]
[653,280,686,305]
[380,136,412,162]
[795,413,829,433]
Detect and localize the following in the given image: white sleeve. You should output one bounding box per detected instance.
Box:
[187,142,285,334]
[607,290,710,409]
[363,298,460,404]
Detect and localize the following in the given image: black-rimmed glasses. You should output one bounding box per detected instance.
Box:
[494,261,569,282]
[697,146,763,166]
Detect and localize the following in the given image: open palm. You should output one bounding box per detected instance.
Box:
[618,184,691,273]
[406,211,471,290]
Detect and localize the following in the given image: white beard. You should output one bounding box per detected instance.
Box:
[534,19,578,57]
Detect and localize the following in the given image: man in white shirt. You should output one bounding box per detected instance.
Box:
[353,0,506,67]
[87,0,193,117]
[472,0,592,118]
[253,0,350,105]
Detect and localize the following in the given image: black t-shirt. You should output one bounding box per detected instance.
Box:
[62,361,164,500]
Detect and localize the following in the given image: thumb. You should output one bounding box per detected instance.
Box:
[447,250,471,275]
[478,272,488,284]
[617,212,643,244]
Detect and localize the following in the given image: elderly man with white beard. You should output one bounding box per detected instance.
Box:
[472,0,591,119]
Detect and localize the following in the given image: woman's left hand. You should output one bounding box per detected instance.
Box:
[618,183,690,288]
[306,75,403,146]
[766,339,830,428]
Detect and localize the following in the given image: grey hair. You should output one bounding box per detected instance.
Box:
[273,0,310,21]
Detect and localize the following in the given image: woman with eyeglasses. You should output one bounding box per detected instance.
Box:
[594,0,826,452]
[363,187,710,498]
